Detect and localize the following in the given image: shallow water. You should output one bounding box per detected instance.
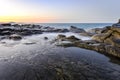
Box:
[0,33,120,80]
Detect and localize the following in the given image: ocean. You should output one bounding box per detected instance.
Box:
[39,23,113,30]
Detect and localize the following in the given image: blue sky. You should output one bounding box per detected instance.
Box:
[0,0,120,23]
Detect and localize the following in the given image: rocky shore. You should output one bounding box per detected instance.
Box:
[0,21,120,80]
[0,23,69,40]
[0,20,120,59]
[53,19,120,59]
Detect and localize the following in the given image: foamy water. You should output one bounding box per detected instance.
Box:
[0,33,90,58]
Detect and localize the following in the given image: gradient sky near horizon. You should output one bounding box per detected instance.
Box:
[0,0,120,23]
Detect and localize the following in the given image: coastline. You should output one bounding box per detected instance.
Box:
[0,20,120,59]
[0,20,120,80]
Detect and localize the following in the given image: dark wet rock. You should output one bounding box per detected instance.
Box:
[66,36,80,41]
[0,28,14,35]
[58,28,69,33]
[44,37,48,40]
[9,34,22,40]
[56,42,74,47]
[0,23,69,37]
[70,26,86,33]
[0,31,12,35]
[56,35,80,42]
[1,23,11,26]
[23,42,36,45]
[43,28,69,33]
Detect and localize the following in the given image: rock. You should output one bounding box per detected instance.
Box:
[23,42,36,45]
[55,35,80,43]
[111,39,120,48]
[1,23,11,26]
[70,26,86,33]
[118,19,120,23]
[57,34,66,40]
[92,21,120,45]
[58,29,69,33]
[66,36,80,41]
[92,33,111,43]
[79,32,94,36]
[0,31,12,35]
[19,31,33,36]
[112,19,120,28]
[87,28,105,34]
[105,45,120,58]
[101,26,111,33]
[44,37,48,40]
[83,40,98,44]
[9,34,22,40]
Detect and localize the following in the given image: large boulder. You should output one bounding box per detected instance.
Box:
[70,26,86,33]
[92,20,120,44]
[92,33,111,43]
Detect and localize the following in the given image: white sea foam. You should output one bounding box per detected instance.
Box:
[0,32,91,46]
[0,32,91,58]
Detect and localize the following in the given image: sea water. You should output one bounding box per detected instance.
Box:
[39,23,113,30]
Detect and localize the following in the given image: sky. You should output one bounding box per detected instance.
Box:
[0,0,120,23]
